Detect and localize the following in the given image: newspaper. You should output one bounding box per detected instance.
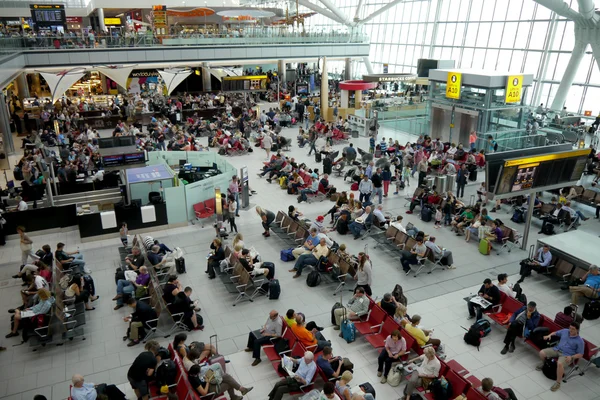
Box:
[124,270,138,281]
[20,310,35,318]
[282,355,296,377]
[469,295,492,309]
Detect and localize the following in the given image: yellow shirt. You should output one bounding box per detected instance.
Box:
[284,316,296,327]
[405,324,429,347]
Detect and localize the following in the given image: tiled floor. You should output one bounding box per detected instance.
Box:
[1,110,600,399]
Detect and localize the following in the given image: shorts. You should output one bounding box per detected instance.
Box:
[541,348,570,367]
[128,377,149,396]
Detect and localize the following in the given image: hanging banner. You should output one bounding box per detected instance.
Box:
[97,65,135,91]
[383,63,388,74]
[505,75,523,104]
[39,68,86,104]
[158,68,192,95]
[446,71,461,99]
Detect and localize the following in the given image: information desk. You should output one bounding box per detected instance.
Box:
[77,202,168,238]
[2,204,78,234]
[537,230,599,271]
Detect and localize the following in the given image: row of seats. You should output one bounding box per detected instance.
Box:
[483,291,599,382]
[218,246,268,305]
[193,198,217,227]
[167,344,225,400]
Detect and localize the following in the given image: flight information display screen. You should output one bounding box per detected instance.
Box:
[30,5,65,25]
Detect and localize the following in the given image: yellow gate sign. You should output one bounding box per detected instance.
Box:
[505,75,523,104]
[446,72,461,99]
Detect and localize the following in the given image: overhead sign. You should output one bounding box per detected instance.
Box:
[383,64,388,74]
[104,17,121,25]
[30,4,66,25]
[66,17,82,23]
[505,75,523,104]
[445,72,461,100]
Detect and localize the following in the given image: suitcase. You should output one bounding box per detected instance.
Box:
[175,257,186,274]
[208,335,226,372]
[583,300,600,320]
[83,275,95,296]
[359,382,376,398]
[269,279,281,300]
[340,308,356,343]
[421,206,433,222]
[315,152,322,163]
[13,166,23,181]
[479,238,490,255]
[323,157,333,175]
[331,302,343,324]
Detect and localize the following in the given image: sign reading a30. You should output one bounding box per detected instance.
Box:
[446,72,462,99]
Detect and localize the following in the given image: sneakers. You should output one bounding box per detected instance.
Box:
[501,346,509,355]
[447,265,456,269]
[551,382,561,392]
[380,377,387,384]
[377,371,382,377]
[127,340,140,347]
[393,192,398,195]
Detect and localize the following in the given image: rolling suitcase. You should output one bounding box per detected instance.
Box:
[269,279,281,299]
[479,238,491,255]
[208,334,227,372]
[315,152,322,163]
[175,257,186,274]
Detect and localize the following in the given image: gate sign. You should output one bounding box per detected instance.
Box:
[505,75,523,104]
[446,72,461,100]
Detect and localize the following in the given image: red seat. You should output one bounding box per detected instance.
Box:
[353,301,385,336]
[485,294,523,324]
[204,198,216,211]
[398,329,414,361]
[446,369,470,396]
[466,387,487,400]
[446,359,469,377]
[365,317,400,348]
[466,375,482,388]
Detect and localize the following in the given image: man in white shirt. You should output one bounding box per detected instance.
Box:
[17,197,28,211]
[497,273,518,298]
[246,310,283,366]
[373,205,387,226]
[391,216,407,233]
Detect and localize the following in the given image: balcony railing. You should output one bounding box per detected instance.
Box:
[0,31,369,51]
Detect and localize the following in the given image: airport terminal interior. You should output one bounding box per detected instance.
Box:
[2,0,600,400]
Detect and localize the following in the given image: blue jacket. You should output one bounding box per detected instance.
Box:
[509,306,540,333]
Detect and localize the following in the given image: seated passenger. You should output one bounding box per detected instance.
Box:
[55,242,85,273]
[405,314,443,351]
[147,245,175,273]
[517,244,553,284]
[377,329,407,384]
[124,247,145,271]
[292,228,320,258]
[477,377,517,400]
[536,322,584,392]
[317,346,354,380]
[71,374,126,400]
[172,287,203,331]
[239,248,273,279]
[496,273,522,300]
[20,269,49,307]
[65,274,98,311]
[291,316,331,351]
[123,297,158,347]
[332,288,370,329]
[290,237,329,278]
[399,238,427,274]
[425,236,455,269]
[569,264,600,305]
[321,382,341,400]
[501,301,540,355]
[349,206,374,239]
[467,278,501,320]
[245,310,283,366]
[403,347,441,400]
[188,364,252,400]
[152,239,172,255]
[451,207,474,235]
[6,288,55,339]
[206,239,225,279]
[268,351,316,400]
[113,265,150,310]
[336,371,374,400]
[538,203,566,234]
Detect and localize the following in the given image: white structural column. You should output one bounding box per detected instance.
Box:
[428,0,443,58]
[202,62,211,92]
[0,93,15,155]
[532,12,558,106]
[318,0,350,25]
[97,8,106,32]
[359,0,406,24]
[278,60,286,84]
[363,56,374,74]
[345,58,352,80]
[321,57,329,120]
[354,0,364,21]
[297,0,345,24]
[551,39,588,110]
[340,90,349,108]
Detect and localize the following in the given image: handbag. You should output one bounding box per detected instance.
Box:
[20,242,32,252]
[135,286,148,298]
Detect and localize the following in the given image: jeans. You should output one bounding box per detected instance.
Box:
[157,141,166,151]
[294,254,318,275]
[359,192,371,204]
[400,250,417,272]
[117,280,135,306]
[308,141,316,155]
[269,377,301,400]
[349,222,365,238]
[315,331,331,350]
[300,188,314,201]
[378,351,398,377]
[457,183,465,198]
[373,187,383,204]
[468,302,483,320]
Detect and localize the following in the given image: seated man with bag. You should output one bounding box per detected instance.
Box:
[289,237,329,278]
[501,301,540,355]
[292,228,320,259]
[245,310,283,366]
[569,264,600,305]
[113,266,150,310]
[71,374,126,400]
[536,322,585,392]
[467,278,501,320]
[188,363,252,400]
[517,244,553,283]
[317,346,354,380]
[349,206,374,239]
[332,287,369,330]
[147,245,175,274]
[123,297,157,347]
[292,316,331,351]
[268,351,317,400]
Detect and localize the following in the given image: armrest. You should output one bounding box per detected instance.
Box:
[369,323,383,333]
[144,318,159,329]
[170,312,185,322]
[489,304,503,313]
[199,392,217,400]
[305,344,318,351]
[34,325,50,338]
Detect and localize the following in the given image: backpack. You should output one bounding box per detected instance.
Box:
[280,248,295,262]
[542,223,555,235]
[463,319,491,349]
[279,176,288,189]
[421,206,433,222]
[156,347,170,361]
[430,377,453,400]
[492,387,510,400]
[542,357,558,380]
[306,271,321,287]
[155,359,177,386]
[583,300,600,320]
[511,209,525,223]
[59,274,71,290]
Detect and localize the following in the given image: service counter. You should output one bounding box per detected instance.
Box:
[77,202,168,239]
[2,204,78,234]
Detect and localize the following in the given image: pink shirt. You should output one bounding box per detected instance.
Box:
[385,335,407,355]
[229,181,239,194]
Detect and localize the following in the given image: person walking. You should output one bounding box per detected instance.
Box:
[382,166,392,197]
[18,226,39,267]
[456,164,468,198]
[371,168,383,204]
[227,195,238,233]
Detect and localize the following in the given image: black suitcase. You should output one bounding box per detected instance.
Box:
[469,168,477,181]
[262,261,275,280]
[323,157,332,174]
[583,300,600,320]
[421,206,433,222]
[13,166,23,181]
[269,279,281,300]
[83,275,95,296]
[359,382,376,398]
[315,152,322,163]
[176,257,186,274]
